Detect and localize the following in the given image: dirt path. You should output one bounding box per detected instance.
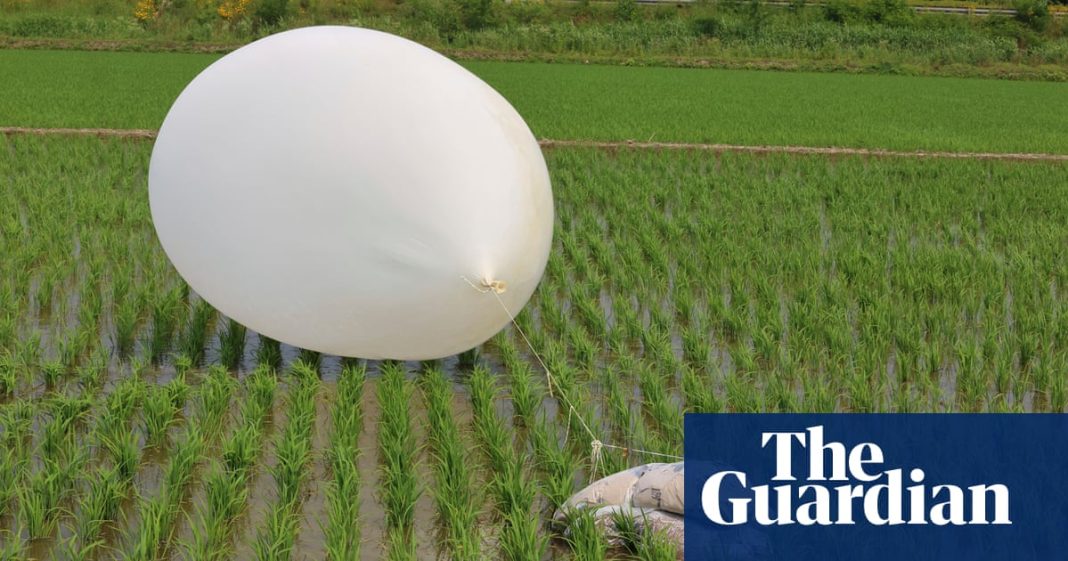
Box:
[1,126,158,139]
[4,126,1067,163]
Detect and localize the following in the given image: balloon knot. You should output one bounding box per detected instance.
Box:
[481,278,507,294]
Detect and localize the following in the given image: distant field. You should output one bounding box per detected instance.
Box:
[2,49,1068,153]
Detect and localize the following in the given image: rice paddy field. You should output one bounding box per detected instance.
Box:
[1,47,1068,561]
[3,49,1068,153]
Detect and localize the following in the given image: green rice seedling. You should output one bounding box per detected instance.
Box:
[20,444,87,540]
[271,361,316,504]
[253,361,318,561]
[0,528,26,560]
[143,383,179,448]
[223,424,261,478]
[123,417,202,561]
[323,450,361,561]
[197,366,237,434]
[184,468,250,561]
[150,286,184,363]
[75,349,107,391]
[377,362,420,537]
[498,509,548,561]
[681,364,722,414]
[0,354,16,396]
[165,373,192,411]
[174,353,193,377]
[35,268,58,315]
[256,336,282,370]
[385,529,417,561]
[323,365,364,561]
[218,317,247,371]
[467,365,512,476]
[296,348,321,372]
[421,366,481,560]
[252,507,301,561]
[179,298,216,366]
[41,359,64,389]
[0,443,29,518]
[530,415,578,511]
[467,364,544,561]
[184,370,276,561]
[457,347,481,371]
[245,365,279,419]
[56,327,87,369]
[68,466,125,556]
[114,297,141,359]
[635,529,679,561]
[128,483,181,561]
[101,426,141,485]
[636,361,684,444]
[164,424,205,500]
[48,393,93,426]
[503,354,539,428]
[563,508,608,561]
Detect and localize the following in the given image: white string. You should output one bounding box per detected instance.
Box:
[463,276,684,466]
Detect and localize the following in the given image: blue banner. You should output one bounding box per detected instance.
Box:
[684,414,1068,561]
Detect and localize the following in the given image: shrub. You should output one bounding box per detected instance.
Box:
[823,0,861,24]
[458,0,496,30]
[255,0,290,27]
[1013,0,1051,32]
[614,0,638,22]
[865,0,911,26]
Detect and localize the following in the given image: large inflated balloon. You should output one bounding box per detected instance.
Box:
[149,26,553,360]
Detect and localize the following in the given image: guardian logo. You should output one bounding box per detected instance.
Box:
[701,426,1011,527]
[683,414,1068,561]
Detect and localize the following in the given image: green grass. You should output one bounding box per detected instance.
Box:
[1,49,1067,153]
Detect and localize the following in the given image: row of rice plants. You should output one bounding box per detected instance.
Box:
[418,365,482,560]
[376,362,421,560]
[252,362,319,561]
[124,370,213,561]
[182,367,272,561]
[322,364,365,561]
[466,364,546,560]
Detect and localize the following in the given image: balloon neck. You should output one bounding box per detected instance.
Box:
[481,278,508,294]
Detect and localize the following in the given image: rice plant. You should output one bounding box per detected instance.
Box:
[563,508,608,561]
[420,365,481,560]
[218,317,248,371]
[377,361,421,557]
[130,419,208,560]
[183,365,276,561]
[467,365,546,559]
[142,383,180,448]
[252,361,318,561]
[65,466,125,559]
[179,298,216,366]
[323,364,365,561]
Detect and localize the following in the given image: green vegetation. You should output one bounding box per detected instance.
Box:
[2,49,1068,153]
[1,71,1067,558]
[1,0,1067,79]
[323,364,365,561]
[376,362,421,560]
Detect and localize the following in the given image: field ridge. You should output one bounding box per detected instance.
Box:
[4,126,1067,162]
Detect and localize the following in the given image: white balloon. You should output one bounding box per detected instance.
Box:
[149,26,553,360]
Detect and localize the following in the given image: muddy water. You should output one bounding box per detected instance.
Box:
[357,376,384,561]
